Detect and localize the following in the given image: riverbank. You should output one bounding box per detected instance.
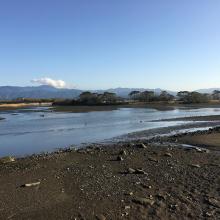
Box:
[52,102,220,113]
[0,128,220,219]
[0,102,52,111]
[152,115,220,122]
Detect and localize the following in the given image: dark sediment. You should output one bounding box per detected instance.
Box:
[0,130,220,219]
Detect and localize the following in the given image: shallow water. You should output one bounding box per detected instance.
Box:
[0,107,220,156]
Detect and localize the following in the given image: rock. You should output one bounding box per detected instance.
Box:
[120,150,127,156]
[125,192,133,196]
[148,157,158,163]
[190,164,201,168]
[127,168,147,174]
[204,210,215,217]
[206,197,220,208]
[0,156,15,164]
[125,206,131,210]
[156,194,166,201]
[169,204,178,211]
[137,143,148,149]
[96,214,106,220]
[22,182,41,187]
[117,156,124,161]
[128,168,136,174]
[132,197,155,206]
[135,169,147,175]
[164,153,172,157]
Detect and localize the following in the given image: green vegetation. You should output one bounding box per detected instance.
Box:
[53,91,124,106]
[177,91,210,104]
[128,90,174,102]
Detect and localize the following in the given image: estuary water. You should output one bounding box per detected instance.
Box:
[0,107,220,156]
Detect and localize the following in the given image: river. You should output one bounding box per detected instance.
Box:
[0,107,220,156]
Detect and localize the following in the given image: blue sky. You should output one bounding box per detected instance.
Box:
[0,0,220,91]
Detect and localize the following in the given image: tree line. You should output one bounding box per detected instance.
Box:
[52,89,220,106]
[129,90,220,104]
[53,91,124,106]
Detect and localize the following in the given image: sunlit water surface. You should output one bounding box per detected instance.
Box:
[0,107,220,156]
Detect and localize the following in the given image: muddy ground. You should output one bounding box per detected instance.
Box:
[0,128,220,220]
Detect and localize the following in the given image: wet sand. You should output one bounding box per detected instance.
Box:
[0,103,52,111]
[153,115,220,122]
[0,126,220,219]
[164,127,220,152]
[52,102,220,113]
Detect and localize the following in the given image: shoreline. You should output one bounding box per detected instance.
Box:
[52,102,220,113]
[1,102,220,113]
[0,123,220,219]
[0,102,52,111]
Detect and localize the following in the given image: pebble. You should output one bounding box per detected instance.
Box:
[23,182,41,187]
[120,150,127,156]
[148,157,158,163]
[117,156,124,161]
[135,169,147,175]
[206,197,220,208]
[124,206,131,210]
[190,164,201,168]
[128,168,136,174]
[132,197,155,206]
[137,143,148,149]
[96,214,106,220]
[127,168,147,175]
[164,153,172,157]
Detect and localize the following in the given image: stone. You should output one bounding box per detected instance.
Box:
[23,182,41,187]
[120,150,127,155]
[206,198,220,208]
[117,156,124,161]
[128,168,136,174]
[135,169,147,174]
[126,192,133,196]
[190,164,201,168]
[137,143,148,149]
[164,153,172,157]
[96,214,106,220]
[148,157,158,163]
[132,197,155,206]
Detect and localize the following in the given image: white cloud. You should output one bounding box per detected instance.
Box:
[31,77,68,88]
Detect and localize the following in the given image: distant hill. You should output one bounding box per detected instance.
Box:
[0,86,178,100]
[195,88,220,94]
[0,86,82,100]
[1,85,217,100]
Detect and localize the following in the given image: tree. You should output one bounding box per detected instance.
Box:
[79,92,99,104]
[101,92,117,103]
[177,91,190,101]
[159,91,174,101]
[139,91,155,102]
[128,91,140,100]
[212,90,220,100]
[181,92,209,104]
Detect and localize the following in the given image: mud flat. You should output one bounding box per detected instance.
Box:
[152,115,220,122]
[0,102,52,111]
[164,126,220,152]
[0,133,220,219]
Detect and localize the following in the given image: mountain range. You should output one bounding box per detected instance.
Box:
[0,85,219,100]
